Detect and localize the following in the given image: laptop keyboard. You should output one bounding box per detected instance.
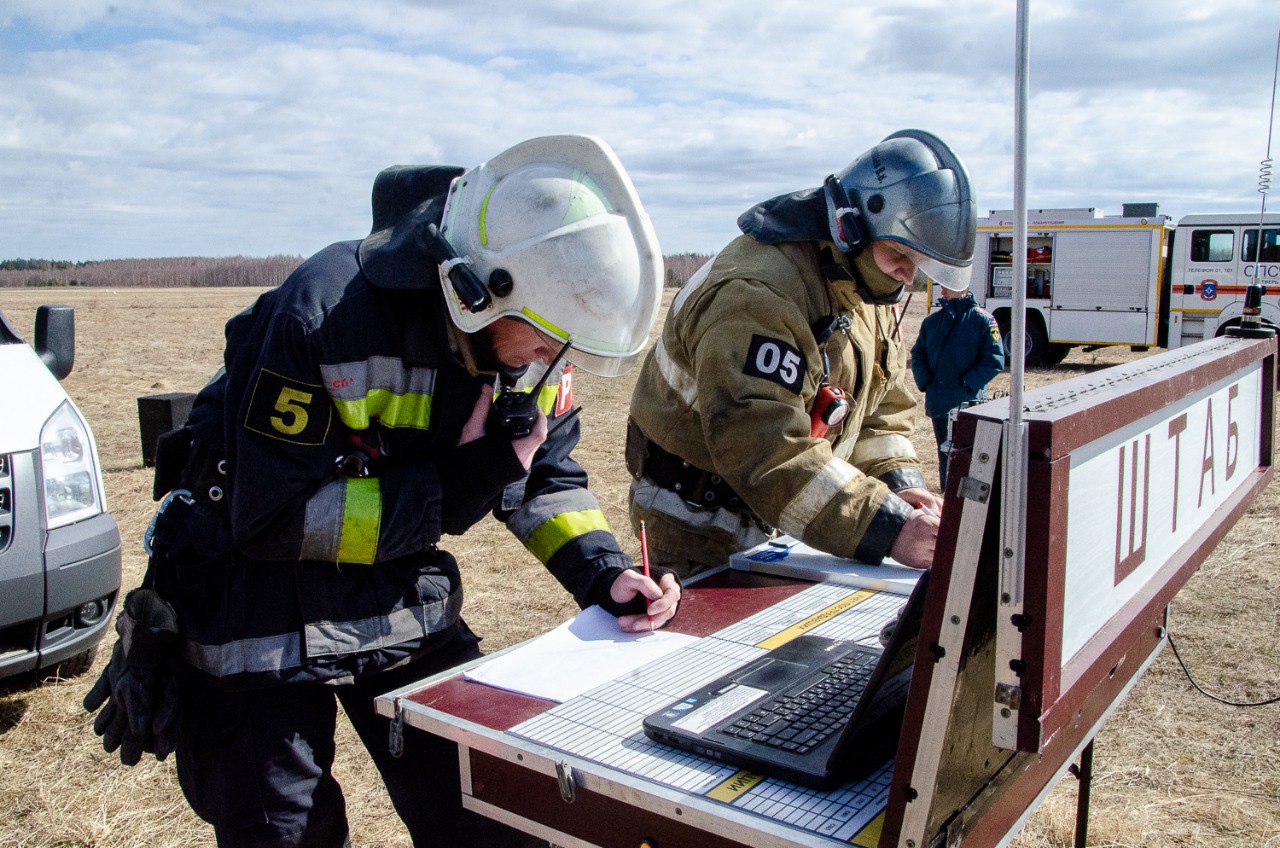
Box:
[719,649,879,754]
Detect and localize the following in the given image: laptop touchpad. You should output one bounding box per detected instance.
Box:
[735,659,810,689]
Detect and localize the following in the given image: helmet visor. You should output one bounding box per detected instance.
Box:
[521,319,647,378]
[565,346,642,378]
[886,239,972,291]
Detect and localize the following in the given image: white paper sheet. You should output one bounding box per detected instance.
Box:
[464,605,700,703]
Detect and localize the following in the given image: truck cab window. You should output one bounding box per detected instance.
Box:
[1241,228,1280,263]
[1190,230,1234,262]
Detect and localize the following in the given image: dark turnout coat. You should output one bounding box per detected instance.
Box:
[909,293,1004,419]
[158,167,630,689]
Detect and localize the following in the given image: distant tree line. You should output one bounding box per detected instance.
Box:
[0,252,716,289]
[664,253,713,288]
[0,256,305,288]
[0,259,78,271]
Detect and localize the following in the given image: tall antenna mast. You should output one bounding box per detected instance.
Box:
[1254,27,1280,277]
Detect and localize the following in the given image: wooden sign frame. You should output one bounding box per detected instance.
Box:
[882,335,1275,848]
[377,335,1274,848]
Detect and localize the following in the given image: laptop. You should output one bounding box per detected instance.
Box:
[643,570,929,788]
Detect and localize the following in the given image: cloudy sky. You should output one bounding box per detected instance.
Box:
[1,1,1278,261]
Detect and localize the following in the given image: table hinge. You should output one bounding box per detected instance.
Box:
[555,760,577,804]
[994,683,1022,710]
[389,699,405,759]
[957,476,991,503]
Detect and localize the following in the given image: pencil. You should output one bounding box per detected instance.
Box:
[640,520,653,623]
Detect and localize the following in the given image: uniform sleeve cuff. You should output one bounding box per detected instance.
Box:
[879,468,927,493]
[581,563,632,611]
[854,493,913,564]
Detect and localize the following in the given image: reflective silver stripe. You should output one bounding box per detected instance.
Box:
[300,480,346,561]
[182,589,463,676]
[776,457,859,538]
[506,487,601,544]
[652,338,698,405]
[850,433,918,466]
[183,631,305,677]
[304,589,463,658]
[671,255,717,316]
[319,357,437,402]
[630,477,767,549]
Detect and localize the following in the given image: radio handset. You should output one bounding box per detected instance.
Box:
[486,337,573,440]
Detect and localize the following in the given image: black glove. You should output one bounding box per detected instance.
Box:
[596,565,682,623]
[83,588,182,766]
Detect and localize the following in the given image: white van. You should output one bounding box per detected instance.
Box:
[1166,212,1280,346]
[0,304,120,680]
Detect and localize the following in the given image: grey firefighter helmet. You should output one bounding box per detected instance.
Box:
[823,129,976,291]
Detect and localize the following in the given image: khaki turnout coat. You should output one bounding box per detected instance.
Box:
[628,235,923,572]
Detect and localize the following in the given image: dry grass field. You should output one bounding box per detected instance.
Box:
[0,286,1276,848]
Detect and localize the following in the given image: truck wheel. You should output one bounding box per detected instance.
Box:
[46,647,97,681]
[997,316,1051,366]
[1025,321,1051,366]
[1041,342,1072,367]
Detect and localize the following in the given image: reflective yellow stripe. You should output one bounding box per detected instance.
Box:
[538,385,558,415]
[520,307,570,341]
[523,509,610,563]
[333,390,432,430]
[479,182,499,246]
[337,478,381,565]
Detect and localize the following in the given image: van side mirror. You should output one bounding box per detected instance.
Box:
[35,305,75,380]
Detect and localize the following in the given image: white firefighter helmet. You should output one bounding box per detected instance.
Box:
[438,135,663,377]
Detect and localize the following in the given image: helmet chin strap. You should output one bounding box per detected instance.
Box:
[837,247,907,305]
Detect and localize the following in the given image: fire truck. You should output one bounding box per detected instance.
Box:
[960,205,1280,365]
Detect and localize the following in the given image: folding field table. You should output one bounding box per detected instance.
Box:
[377,335,1275,848]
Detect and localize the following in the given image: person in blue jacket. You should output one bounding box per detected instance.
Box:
[910,281,1004,488]
[83,136,679,848]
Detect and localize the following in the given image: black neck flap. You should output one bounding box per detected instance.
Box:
[737,186,831,244]
[357,165,466,290]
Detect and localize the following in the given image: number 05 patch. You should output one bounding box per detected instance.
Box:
[744,334,806,394]
[244,368,333,445]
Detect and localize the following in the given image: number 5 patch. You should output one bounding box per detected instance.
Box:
[744,335,806,394]
[244,368,333,445]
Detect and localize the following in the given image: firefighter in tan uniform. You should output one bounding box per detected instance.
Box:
[628,130,976,576]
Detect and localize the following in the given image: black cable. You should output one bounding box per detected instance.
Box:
[1166,633,1280,707]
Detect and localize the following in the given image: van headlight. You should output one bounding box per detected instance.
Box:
[40,401,103,529]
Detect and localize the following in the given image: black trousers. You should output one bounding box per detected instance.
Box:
[175,623,545,848]
[931,415,951,490]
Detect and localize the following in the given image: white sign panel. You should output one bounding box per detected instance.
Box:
[1061,365,1264,665]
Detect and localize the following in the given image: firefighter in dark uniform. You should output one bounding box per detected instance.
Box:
[627,130,976,577]
[910,281,1004,488]
[83,135,678,848]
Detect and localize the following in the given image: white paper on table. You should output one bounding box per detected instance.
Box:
[463,605,700,703]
